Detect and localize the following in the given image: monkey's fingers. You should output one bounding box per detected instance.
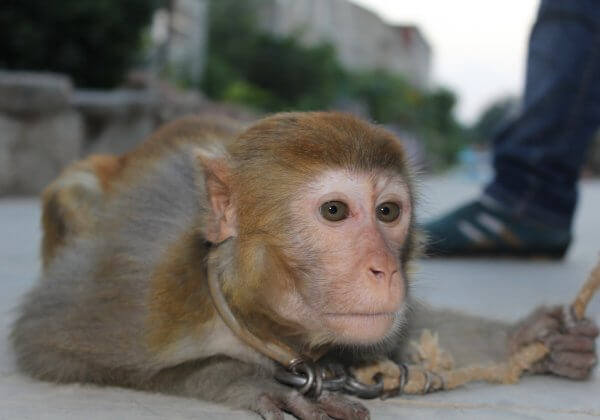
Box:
[546,359,596,380]
[543,334,596,353]
[531,348,597,380]
[564,318,599,338]
[510,313,561,353]
[317,392,370,420]
[549,351,598,370]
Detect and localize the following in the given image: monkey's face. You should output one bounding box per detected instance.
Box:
[278,169,412,346]
[227,112,415,348]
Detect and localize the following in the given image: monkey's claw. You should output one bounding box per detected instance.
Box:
[254,390,369,420]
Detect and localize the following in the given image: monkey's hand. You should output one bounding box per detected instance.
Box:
[160,357,369,420]
[254,388,370,420]
[509,306,598,379]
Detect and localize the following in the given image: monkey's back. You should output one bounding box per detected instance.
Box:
[12,115,239,384]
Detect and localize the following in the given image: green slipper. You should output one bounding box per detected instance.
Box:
[423,200,571,259]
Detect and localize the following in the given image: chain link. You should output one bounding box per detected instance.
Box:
[275,361,394,399]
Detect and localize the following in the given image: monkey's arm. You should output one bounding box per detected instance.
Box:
[399,305,598,379]
[403,305,511,366]
[146,357,369,420]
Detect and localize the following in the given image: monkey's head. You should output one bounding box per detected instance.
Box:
[199,112,418,350]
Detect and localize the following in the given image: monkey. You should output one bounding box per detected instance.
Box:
[12,112,598,420]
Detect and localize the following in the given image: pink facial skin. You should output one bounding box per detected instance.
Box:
[286,169,412,345]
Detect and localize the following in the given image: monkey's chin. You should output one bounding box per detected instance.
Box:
[323,312,397,344]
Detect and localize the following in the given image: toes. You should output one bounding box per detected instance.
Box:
[282,390,333,420]
[543,334,596,352]
[318,392,370,420]
[255,394,285,420]
[262,411,285,420]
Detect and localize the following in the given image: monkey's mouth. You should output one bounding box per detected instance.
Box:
[324,312,396,319]
[322,312,398,343]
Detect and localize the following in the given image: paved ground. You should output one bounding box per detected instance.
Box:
[1,176,599,419]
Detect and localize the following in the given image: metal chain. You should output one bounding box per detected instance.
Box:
[275,361,399,400]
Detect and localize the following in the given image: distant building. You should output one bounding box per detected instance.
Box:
[257,0,432,89]
[150,0,209,85]
[151,0,431,90]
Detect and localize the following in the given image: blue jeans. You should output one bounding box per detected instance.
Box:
[484,0,600,230]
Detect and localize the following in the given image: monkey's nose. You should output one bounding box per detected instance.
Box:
[366,250,398,285]
[368,266,399,285]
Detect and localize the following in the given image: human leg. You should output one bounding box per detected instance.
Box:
[426,0,600,257]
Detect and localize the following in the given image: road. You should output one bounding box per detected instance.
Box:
[1,176,599,419]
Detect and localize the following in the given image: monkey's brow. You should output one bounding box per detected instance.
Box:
[370,171,409,192]
[295,169,408,198]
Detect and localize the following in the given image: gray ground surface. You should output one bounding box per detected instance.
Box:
[1,176,599,419]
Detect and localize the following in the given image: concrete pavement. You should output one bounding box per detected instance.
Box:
[1,177,599,419]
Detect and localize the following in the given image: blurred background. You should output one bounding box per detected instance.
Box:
[1,0,599,196]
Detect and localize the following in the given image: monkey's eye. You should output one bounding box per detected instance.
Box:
[319,201,349,222]
[376,202,401,223]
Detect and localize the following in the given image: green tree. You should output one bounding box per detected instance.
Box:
[347,70,421,125]
[0,0,160,87]
[348,70,465,167]
[202,0,344,111]
[202,0,467,168]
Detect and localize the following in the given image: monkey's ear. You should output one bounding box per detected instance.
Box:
[196,151,237,243]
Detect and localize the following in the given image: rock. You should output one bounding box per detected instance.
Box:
[0,71,72,114]
[72,89,160,156]
[71,89,158,119]
[0,114,22,192]
[10,111,83,194]
[86,115,155,155]
[0,70,261,196]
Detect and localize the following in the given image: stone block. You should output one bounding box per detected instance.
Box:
[86,115,155,155]
[71,89,158,119]
[0,114,22,192]
[0,71,72,114]
[10,111,83,194]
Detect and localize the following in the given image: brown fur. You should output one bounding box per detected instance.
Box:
[227,113,414,318]
[148,230,214,350]
[40,114,243,270]
[40,155,123,268]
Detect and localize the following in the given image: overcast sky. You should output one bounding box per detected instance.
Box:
[350,0,539,124]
